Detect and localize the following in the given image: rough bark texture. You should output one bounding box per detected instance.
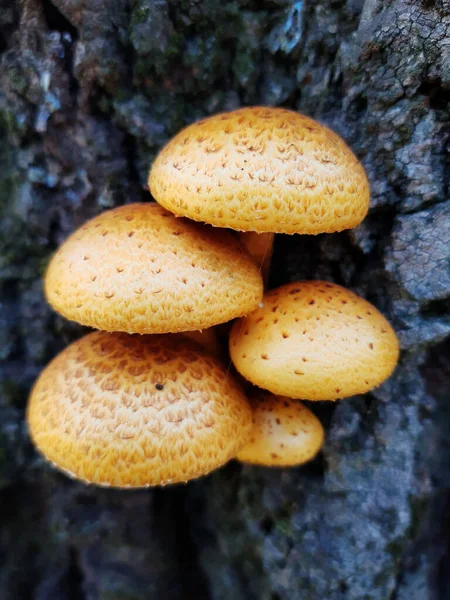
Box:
[1,0,450,598]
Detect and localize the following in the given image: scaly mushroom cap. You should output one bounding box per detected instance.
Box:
[236,392,324,466]
[45,203,263,333]
[149,106,370,234]
[230,281,399,400]
[27,331,252,487]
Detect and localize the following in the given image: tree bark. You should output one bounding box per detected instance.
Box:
[1,0,449,598]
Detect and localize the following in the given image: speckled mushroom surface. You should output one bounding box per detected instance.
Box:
[45,203,263,333]
[27,332,252,487]
[236,392,324,467]
[149,106,370,234]
[230,281,399,400]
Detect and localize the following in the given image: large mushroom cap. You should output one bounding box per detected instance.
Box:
[27,331,252,487]
[230,281,399,401]
[236,392,324,467]
[45,203,263,333]
[149,106,370,234]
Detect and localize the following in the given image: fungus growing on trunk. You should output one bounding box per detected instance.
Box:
[45,203,263,333]
[230,281,399,400]
[27,331,252,487]
[149,106,369,235]
[237,392,324,467]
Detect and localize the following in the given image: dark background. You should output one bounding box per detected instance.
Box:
[1,0,450,598]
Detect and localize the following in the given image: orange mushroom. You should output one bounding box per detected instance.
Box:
[45,203,263,334]
[237,392,324,467]
[27,332,252,487]
[230,281,399,400]
[149,106,369,235]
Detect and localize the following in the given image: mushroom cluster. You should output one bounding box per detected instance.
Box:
[28,106,399,487]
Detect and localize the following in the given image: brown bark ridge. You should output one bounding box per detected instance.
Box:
[1,0,449,598]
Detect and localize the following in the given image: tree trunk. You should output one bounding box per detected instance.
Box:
[1,0,449,598]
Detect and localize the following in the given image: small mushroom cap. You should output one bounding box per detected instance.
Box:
[27,331,252,487]
[230,281,399,400]
[236,393,324,467]
[149,106,369,234]
[45,203,263,333]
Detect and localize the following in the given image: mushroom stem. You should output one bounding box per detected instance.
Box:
[238,232,274,287]
[181,328,224,359]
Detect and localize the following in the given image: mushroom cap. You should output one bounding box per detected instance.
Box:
[149,106,370,234]
[236,392,324,466]
[45,203,263,334]
[229,281,399,400]
[27,331,252,487]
